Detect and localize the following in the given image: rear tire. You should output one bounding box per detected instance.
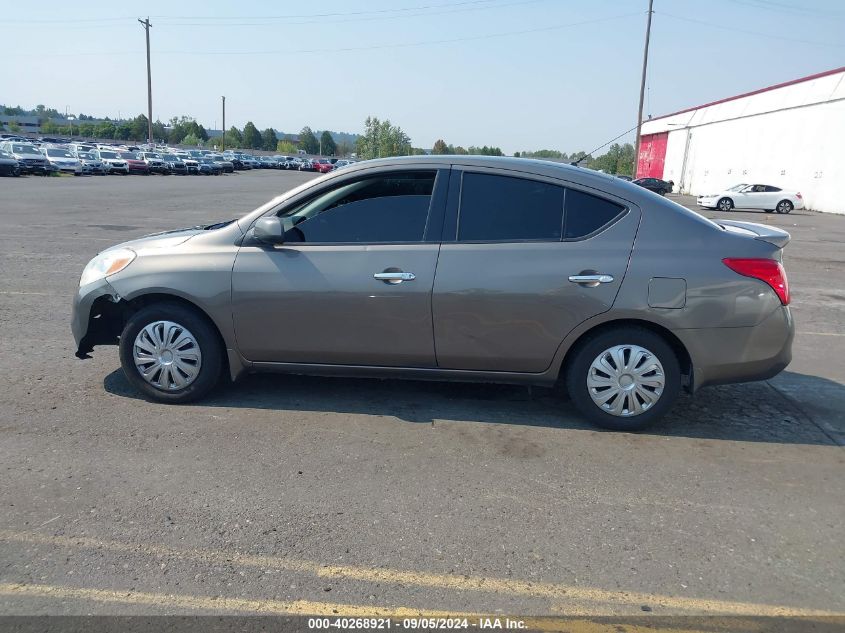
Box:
[119,302,224,404]
[776,200,793,214]
[717,197,734,212]
[565,327,681,431]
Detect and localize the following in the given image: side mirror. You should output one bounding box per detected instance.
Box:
[252,216,294,245]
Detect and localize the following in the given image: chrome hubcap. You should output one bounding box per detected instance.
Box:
[587,344,665,417]
[133,320,202,391]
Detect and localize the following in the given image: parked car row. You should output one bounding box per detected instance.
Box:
[0,137,359,178]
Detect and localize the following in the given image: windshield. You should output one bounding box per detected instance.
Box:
[79,152,95,160]
[118,152,139,159]
[12,144,39,155]
[727,183,748,192]
[46,149,74,158]
[162,154,180,161]
[99,151,118,159]
[145,153,161,159]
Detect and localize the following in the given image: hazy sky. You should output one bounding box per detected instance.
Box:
[3,0,843,153]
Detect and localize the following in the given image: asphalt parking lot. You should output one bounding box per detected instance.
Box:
[0,171,843,618]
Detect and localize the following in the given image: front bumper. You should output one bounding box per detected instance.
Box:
[675,306,794,392]
[72,278,122,358]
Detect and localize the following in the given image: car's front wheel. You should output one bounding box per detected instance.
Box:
[565,327,681,431]
[119,303,224,403]
[717,197,734,211]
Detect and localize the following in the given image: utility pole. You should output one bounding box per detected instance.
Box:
[138,17,153,143]
[633,0,654,179]
[221,96,226,151]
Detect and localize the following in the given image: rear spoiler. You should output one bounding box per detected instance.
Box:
[716,219,791,249]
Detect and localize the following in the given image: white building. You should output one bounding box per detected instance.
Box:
[637,66,845,214]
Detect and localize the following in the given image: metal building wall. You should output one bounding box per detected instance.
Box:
[640,68,845,214]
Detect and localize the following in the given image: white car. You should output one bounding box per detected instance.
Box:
[697,184,804,214]
[93,149,130,175]
[42,147,83,175]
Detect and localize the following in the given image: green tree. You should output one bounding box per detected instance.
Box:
[356,116,412,160]
[336,141,352,157]
[276,140,298,154]
[181,133,201,146]
[299,126,319,154]
[78,122,96,137]
[130,114,149,140]
[7,121,21,133]
[320,130,337,156]
[115,122,133,140]
[261,128,278,151]
[152,120,167,142]
[40,120,60,134]
[432,139,448,154]
[242,121,261,149]
[95,121,116,138]
[224,126,243,149]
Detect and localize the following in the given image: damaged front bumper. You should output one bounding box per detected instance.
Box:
[72,278,124,359]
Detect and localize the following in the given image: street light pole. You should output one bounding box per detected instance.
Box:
[221,96,226,152]
[633,0,654,179]
[138,17,153,143]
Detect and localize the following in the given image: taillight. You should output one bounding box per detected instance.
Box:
[796,192,803,199]
[723,258,789,305]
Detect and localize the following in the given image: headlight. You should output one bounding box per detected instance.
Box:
[79,248,136,287]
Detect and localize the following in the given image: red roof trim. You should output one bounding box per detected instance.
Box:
[648,65,845,122]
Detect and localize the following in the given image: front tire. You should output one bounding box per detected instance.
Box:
[776,200,793,214]
[717,197,734,212]
[565,327,680,431]
[119,303,224,403]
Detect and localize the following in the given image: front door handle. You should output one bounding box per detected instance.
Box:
[568,274,614,287]
[374,271,416,284]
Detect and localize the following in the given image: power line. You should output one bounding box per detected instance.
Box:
[0,0,512,25]
[10,11,642,58]
[156,0,549,28]
[148,0,505,21]
[157,12,644,55]
[660,11,845,47]
[724,0,845,17]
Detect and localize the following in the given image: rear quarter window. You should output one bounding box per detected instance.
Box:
[563,188,625,239]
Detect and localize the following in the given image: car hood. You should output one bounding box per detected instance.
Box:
[107,220,238,253]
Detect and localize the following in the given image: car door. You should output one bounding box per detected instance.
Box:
[231,168,448,367]
[432,167,640,373]
[732,184,756,209]
[747,184,769,209]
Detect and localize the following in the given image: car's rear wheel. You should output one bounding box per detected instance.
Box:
[776,200,793,214]
[565,327,680,431]
[119,303,224,403]
[717,197,734,211]
[658,188,667,196]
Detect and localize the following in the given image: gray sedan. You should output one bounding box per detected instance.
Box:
[72,156,793,430]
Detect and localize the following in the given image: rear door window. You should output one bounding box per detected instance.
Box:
[457,173,564,241]
[456,172,624,242]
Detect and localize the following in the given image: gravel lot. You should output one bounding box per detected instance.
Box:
[0,170,843,617]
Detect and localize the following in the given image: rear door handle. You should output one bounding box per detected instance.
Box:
[374,271,416,284]
[568,274,614,287]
